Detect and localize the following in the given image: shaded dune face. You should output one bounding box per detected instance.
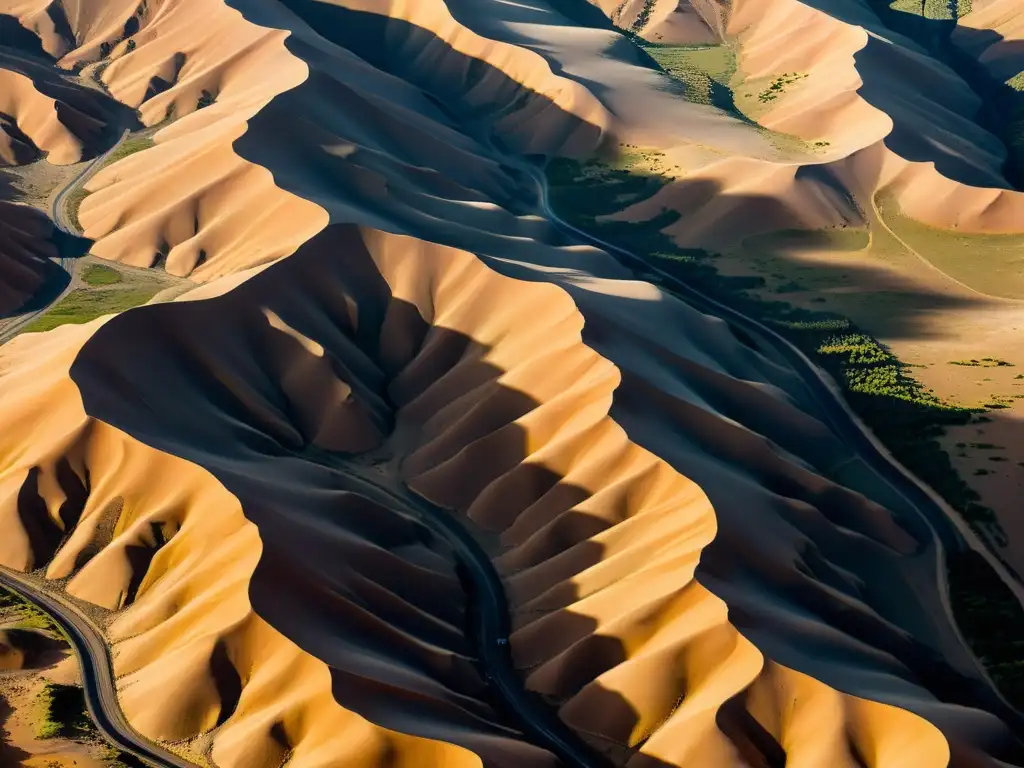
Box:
[581,0,1024,239]
[0,222,1004,766]
[71,0,603,280]
[0,200,58,316]
[0,2,1022,768]
[0,68,86,165]
[0,45,133,166]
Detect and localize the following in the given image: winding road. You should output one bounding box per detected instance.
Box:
[530,165,1024,732]
[0,128,129,346]
[320,461,612,767]
[0,568,196,768]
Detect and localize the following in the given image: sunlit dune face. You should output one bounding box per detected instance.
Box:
[0,0,1022,766]
[0,224,964,766]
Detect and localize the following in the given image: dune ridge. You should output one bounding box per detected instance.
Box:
[2,217,1019,764]
[578,0,1024,244]
[0,1,1022,767]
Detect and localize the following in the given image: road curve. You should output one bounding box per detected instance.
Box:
[51,127,131,236]
[530,165,1024,731]
[0,568,196,768]
[318,461,611,767]
[0,129,131,346]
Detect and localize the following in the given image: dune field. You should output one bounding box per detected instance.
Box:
[0,0,1023,767]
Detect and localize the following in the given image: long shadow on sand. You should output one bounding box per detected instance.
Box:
[0,15,141,158]
[10,1,1019,763]
[58,222,1024,765]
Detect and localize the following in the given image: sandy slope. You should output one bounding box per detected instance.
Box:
[956,0,1024,80]
[1,218,999,767]
[0,68,85,165]
[586,0,1024,242]
[0,1,1023,767]
[33,0,606,280]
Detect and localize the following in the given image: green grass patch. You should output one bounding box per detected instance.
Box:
[104,135,154,166]
[878,194,1024,299]
[24,286,161,333]
[81,264,123,286]
[547,150,1024,708]
[642,43,737,109]
[35,683,91,740]
[0,587,61,635]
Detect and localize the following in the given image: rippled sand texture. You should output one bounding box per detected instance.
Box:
[0,1,1023,767]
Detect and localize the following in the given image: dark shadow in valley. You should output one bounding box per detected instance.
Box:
[66,222,1024,764]
[35,4,1024,765]
[0,15,142,156]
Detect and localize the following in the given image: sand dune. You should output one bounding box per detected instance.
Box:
[0,201,56,315]
[0,1,1022,767]
[2,218,1020,765]
[579,0,1024,241]
[956,0,1024,80]
[0,68,86,165]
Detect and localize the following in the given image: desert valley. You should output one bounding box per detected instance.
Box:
[1,0,1023,766]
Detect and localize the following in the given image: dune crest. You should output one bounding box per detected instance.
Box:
[0,68,84,165]
[0,1,1022,766]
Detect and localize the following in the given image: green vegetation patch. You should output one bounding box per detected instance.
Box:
[81,263,123,286]
[642,43,737,109]
[949,358,1014,367]
[0,587,61,635]
[948,549,1024,704]
[24,286,161,334]
[757,72,808,104]
[631,0,657,33]
[35,683,92,740]
[32,662,143,765]
[878,194,1024,299]
[547,149,1024,709]
[103,135,154,166]
[887,0,971,20]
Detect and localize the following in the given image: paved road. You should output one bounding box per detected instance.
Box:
[0,568,196,767]
[320,462,611,767]
[0,129,130,346]
[51,128,131,236]
[529,165,1024,730]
